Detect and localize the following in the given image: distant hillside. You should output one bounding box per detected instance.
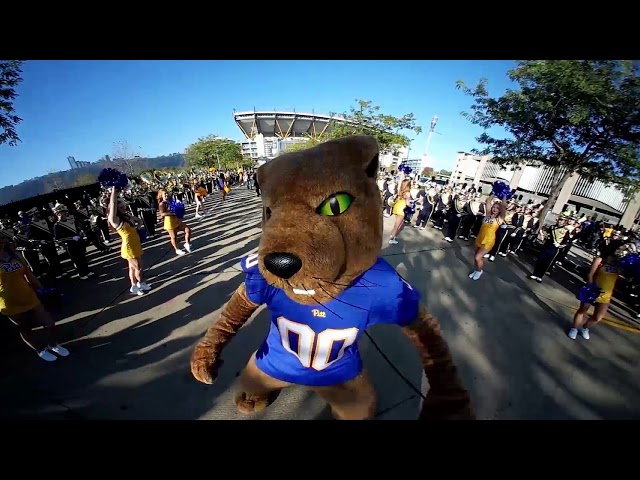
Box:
[0,153,185,205]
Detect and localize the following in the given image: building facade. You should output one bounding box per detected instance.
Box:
[449,152,640,228]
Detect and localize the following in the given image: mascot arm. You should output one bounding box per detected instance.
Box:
[401,305,475,420]
[190,283,259,384]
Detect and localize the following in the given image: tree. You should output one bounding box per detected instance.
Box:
[285,99,422,155]
[421,167,435,177]
[112,140,143,176]
[456,60,640,223]
[0,60,25,147]
[439,169,452,176]
[75,173,97,187]
[184,135,243,170]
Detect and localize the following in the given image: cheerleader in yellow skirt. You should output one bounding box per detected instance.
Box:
[158,189,192,256]
[107,186,151,296]
[568,242,630,340]
[0,237,69,361]
[389,179,412,245]
[469,194,507,280]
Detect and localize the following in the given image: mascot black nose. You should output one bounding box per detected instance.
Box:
[263,252,302,279]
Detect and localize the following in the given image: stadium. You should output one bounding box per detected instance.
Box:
[233,110,347,162]
[233,109,411,169]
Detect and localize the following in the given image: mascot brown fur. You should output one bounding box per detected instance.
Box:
[190,135,474,420]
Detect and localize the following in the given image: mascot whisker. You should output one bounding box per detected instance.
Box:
[190,135,474,420]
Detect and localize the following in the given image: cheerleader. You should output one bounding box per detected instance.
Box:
[158,189,192,255]
[0,236,69,362]
[469,195,507,281]
[106,187,151,296]
[568,241,634,340]
[388,179,412,245]
[218,173,230,202]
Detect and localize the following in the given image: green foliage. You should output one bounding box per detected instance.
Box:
[184,135,243,171]
[438,169,452,176]
[456,61,640,186]
[0,60,25,147]
[283,99,422,155]
[327,99,422,155]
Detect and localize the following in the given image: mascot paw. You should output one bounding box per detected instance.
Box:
[234,392,277,414]
[190,341,223,385]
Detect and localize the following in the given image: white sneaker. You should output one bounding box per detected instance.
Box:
[184,243,192,253]
[388,238,398,245]
[489,255,496,262]
[49,344,69,357]
[444,237,453,242]
[130,285,145,296]
[580,328,590,340]
[137,281,151,291]
[472,270,483,281]
[567,328,578,340]
[38,350,57,362]
[175,249,186,255]
[483,253,490,258]
[468,271,477,279]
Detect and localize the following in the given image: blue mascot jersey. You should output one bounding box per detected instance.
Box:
[240,253,421,386]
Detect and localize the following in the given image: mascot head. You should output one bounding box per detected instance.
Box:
[255,135,382,305]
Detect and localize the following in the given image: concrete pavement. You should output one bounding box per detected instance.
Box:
[1,189,639,420]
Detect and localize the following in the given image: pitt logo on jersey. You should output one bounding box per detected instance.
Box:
[311,309,326,318]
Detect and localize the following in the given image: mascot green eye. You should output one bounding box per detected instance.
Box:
[317,192,354,216]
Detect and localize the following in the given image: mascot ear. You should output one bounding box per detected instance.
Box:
[328,134,379,178]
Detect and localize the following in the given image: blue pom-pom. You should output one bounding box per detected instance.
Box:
[98,168,129,189]
[169,199,185,220]
[618,252,640,277]
[137,226,148,242]
[577,283,603,304]
[492,181,512,200]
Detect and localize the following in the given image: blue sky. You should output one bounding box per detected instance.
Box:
[0,60,516,187]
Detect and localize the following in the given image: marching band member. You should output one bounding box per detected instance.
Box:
[501,203,525,256]
[0,236,69,362]
[512,206,535,253]
[24,211,63,279]
[468,193,485,239]
[388,179,412,245]
[444,189,470,242]
[554,215,581,266]
[52,205,94,280]
[432,186,452,231]
[486,201,517,262]
[132,191,158,238]
[457,192,478,241]
[106,186,151,296]
[158,189,193,255]
[73,200,109,252]
[469,195,507,281]
[6,219,44,277]
[414,186,437,230]
[529,213,571,282]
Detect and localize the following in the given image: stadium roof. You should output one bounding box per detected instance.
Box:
[233,110,348,140]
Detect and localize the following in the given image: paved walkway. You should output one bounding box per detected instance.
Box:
[1,189,639,420]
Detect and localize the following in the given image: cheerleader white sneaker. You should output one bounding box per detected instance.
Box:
[137,281,151,291]
[49,344,69,357]
[175,249,186,255]
[472,270,483,280]
[130,285,145,296]
[38,350,57,362]
[184,243,192,253]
